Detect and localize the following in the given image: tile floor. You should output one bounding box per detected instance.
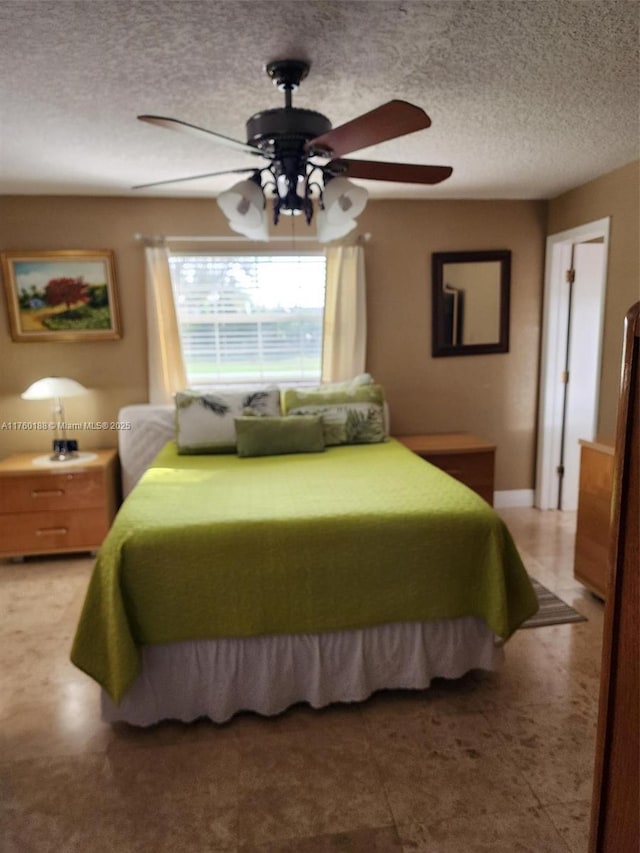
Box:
[1,508,604,852]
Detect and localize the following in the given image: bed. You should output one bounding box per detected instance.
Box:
[71,400,537,727]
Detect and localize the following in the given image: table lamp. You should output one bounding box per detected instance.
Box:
[21,376,89,461]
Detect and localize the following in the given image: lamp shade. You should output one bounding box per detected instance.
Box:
[217,179,266,229]
[21,377,88,400]
[322,178,368,224]
[315,208,357,243]
[227,216,270,242]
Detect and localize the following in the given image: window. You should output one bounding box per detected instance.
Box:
[169,253,326,386]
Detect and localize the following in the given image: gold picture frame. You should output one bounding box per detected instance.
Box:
[1,249,122,342]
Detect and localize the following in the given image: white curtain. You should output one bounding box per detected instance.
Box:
[321,245,367,382]
[144,244,187,404]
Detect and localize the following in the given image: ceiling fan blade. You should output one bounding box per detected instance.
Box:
[138,115,263,157]
[132,167,259,190]
[306,100,431,159]
[328,159,453,185]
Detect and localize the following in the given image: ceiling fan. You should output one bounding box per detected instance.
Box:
[134,60,453,240]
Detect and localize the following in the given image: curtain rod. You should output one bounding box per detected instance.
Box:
[134,233,372,245]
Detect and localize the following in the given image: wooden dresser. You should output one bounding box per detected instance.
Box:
[0,449,119,559]
[589,302,639,853]
[574,439,615,599]
[395,433,496,505]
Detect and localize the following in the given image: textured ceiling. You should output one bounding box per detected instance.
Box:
[0,0,638,200]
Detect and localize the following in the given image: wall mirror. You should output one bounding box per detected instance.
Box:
[431,250,511,357]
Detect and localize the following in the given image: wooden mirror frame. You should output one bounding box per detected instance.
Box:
[431,249,511,357]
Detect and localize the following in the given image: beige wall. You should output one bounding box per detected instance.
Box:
[0,195,546,490]
[547,160,640,440]
[357,199,547,490]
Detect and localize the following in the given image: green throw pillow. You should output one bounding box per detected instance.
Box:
[235,415,326,458]
[281,384,386,446]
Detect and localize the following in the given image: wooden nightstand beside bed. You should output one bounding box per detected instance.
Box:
[0,449,119,559]
[395,433,496,505]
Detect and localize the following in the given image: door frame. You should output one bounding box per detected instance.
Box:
[535,217,610,510]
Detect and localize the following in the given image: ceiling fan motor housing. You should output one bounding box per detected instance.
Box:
[246,108,332,156]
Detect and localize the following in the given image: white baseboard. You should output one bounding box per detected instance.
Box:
[493,489,535,509]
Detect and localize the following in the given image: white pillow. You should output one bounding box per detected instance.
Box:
[175,387,281,453]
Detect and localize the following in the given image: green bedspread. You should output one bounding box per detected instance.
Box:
[71,439,537,702]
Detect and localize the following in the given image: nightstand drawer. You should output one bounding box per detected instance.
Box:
[395,434,496,505]
[428,451,494,488]
[0,449,119,559]
[0,508,110,557]
[0,469,106,513]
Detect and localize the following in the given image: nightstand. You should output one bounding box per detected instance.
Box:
[395,433,496,505]
[0,449,119,559]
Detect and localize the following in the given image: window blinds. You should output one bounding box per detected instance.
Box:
[168,254,326,385]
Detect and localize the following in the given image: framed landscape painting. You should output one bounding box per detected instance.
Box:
[1,250,122,342]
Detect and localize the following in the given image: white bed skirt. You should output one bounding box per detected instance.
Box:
[101,617,503,726]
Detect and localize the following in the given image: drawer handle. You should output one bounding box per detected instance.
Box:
[31,489,65,498]
[36,527,68,536]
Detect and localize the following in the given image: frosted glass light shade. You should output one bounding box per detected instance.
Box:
[323,178,368,223]
[22,377,88,400]
[217,179,266,229]
[315,208,357,243]
[227,215,270,241]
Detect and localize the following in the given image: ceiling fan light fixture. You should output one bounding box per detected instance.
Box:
[217,177,266,228]
[315,207,357,243]
[227,220,270,241]
[274,173,310,218]
[136,61,452,242]
[226,214,269,242]
[323,177,368,223]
